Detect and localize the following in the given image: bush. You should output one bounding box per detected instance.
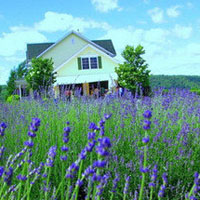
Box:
[6,94,20,103]
[190,88,200,95]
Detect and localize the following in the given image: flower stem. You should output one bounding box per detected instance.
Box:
[138,132,148,200]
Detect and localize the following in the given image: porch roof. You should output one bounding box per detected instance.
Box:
[55,73,118,85]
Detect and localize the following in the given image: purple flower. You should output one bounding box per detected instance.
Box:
[76,179,83,187]
[64,127,71,135]
[3,167,13,185]
[111,173,120,193]
[143,110,152,119]
[82,166,95,177]
[79,149,87,160]
[0,122,7,136]
[89,122,99,130]
[86,140,96,152]
[17,174,27,181]
[92,173,102,182]
[45,158,54,167]
[99,119,105,126]
[32,118,41,127]
[63,137,69,143]
[88,132,96,140]
[123,175,130,194]
[0,122,7,129]
[143,120,151,130]
[24,141,34,148]
[61,146,69,152]
[93,160,107,168]
[162,172,168,184]
[96,146,109,156]
[28,132,36,138]
[48,146,57,158]
[140,167,149,173]
[149,164,158,188]
[99,137,112,148]
[104,113,112,120]
[0,166,4,177]
[60,155,68,161]
[142,136,150,144]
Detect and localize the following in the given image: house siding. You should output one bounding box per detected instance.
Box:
[41,33,88,68]
[57,46,118,76]
[56,45,118,88]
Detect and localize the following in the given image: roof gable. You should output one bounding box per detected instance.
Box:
[27,43,54,61]
[26,31,117,61]
[92,40,116,56]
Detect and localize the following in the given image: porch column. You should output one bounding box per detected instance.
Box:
[54,85,60,98]
[19,84,22,100]
[82,83,89,95]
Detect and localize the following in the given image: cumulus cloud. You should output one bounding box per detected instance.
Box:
[0,66,11,84]
[166,5,181,18]
[173,24,192,39]
[0,27,47,57]
[91,0,122,12]
[35,11,111,33]
[101,26,200,75]
[148,7,164,24]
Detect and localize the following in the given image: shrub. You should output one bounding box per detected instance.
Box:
[6,94,20,103]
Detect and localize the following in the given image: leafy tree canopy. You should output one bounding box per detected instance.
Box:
[25,57,56,93]
[6,61,28,97]
[115,45,151,95]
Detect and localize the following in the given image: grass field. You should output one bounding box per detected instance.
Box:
[0,89,200,200]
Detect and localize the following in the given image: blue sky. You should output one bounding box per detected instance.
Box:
[0,0,200,84]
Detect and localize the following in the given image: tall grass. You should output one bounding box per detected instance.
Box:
[0,89,200,199]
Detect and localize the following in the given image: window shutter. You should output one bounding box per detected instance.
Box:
[78,57,81,70]
[98,56,102,69]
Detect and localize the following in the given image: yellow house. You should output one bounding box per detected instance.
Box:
[26,30,119,97]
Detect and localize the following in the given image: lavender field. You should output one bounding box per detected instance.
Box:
[0,89,200,200]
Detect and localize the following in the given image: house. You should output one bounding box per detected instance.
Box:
[24,30,119,97]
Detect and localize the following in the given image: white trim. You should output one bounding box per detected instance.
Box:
[37,30,115,58]
[54,44,120,73]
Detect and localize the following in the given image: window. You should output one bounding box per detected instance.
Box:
[82,58,89,69]
[81,56,98,70]
[90,57,98,69]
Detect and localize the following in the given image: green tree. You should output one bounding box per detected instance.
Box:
[6,61,27,97]
[115,45,151,96]
[25,57,56,95]
[16,60,28,78]
[7,69,17,96]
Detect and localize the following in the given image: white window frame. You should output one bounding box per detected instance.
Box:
[81,55,99,70]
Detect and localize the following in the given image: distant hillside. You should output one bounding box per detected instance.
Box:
[150,75,200,89]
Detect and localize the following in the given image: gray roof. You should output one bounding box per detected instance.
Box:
[26,43,54,61]
[92,40,116,56]
[26,40,116,61]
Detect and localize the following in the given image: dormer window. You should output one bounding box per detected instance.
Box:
[81,56,98,70]
[78,56,102,70]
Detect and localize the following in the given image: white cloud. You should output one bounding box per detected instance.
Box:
[100,26,171,64]
[173,24,192,39]
[166,5,181,18]
[148,7,164,24]
[35,11,111,33]
[0,27,47,57]
[0,66,11,84]
[186,2,193,8]
[91,0,122,12]
[101,26,200,75]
